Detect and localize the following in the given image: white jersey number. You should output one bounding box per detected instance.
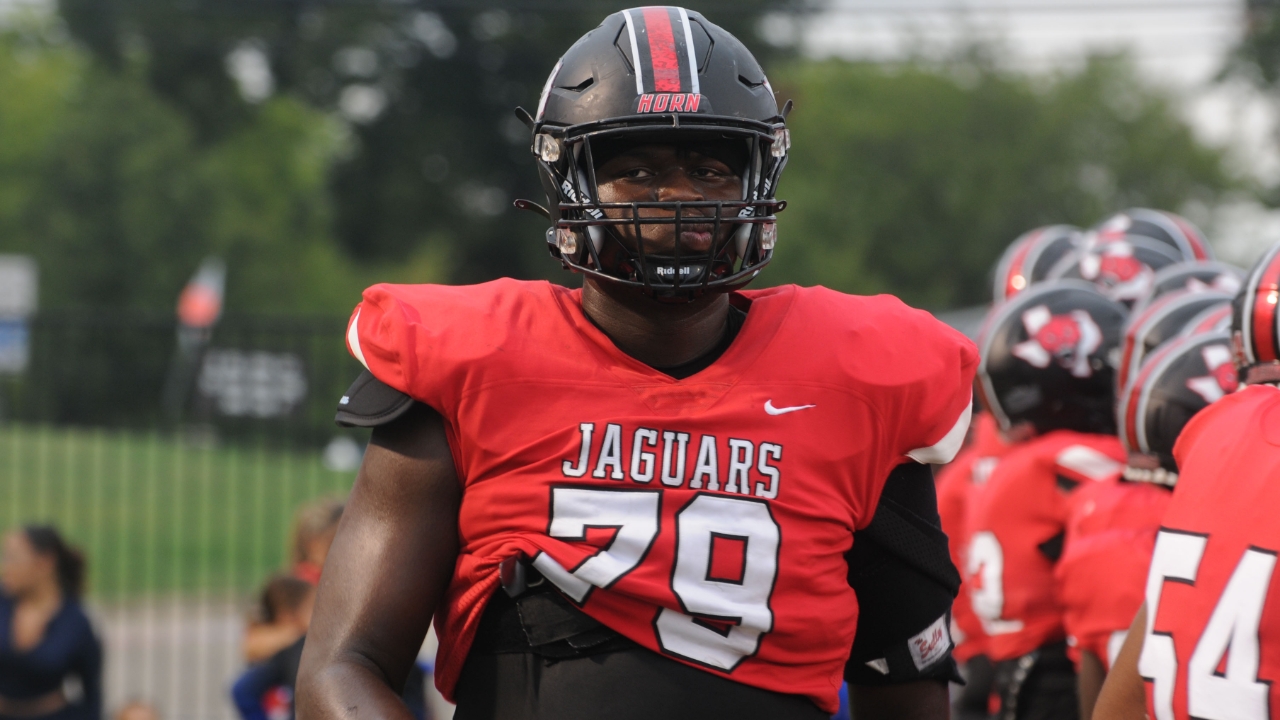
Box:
[966,531,1025,635]
[538,489,781,672]
[1140,529,1276,720]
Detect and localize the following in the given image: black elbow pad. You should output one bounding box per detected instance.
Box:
[845,462,962,686]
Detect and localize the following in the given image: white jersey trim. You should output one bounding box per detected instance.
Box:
[1056,445,1122,482]
[907,400,972,465]
[347,309,369,370]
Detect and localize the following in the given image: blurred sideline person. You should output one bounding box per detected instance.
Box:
[1095,244,1280,720]
[298,7,978,720]
[1054,331,1235,719]
[111,702,157,720]
[0,526,101,720]
[968,281,1129,720]
[244,499,343,664]
[232,577,428,720]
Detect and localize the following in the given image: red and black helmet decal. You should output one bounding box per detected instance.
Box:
[620,7,707,113]
[1241,243,1280,367]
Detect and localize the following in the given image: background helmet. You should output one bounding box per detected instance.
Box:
[1117,331,1237,485]
[1132,260,1245,314]
[991,225,1081,303]
[976,280,1128,435]
[1116,289,1233,396]
[1180,303,1233,338]
[525,7,788,301]
[1090,208,1214,263]
[1232,242,1280,384]
[1049,239,1183,308]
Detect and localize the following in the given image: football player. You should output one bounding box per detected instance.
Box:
[937,409,1011,719]
[941,231,1074,720]
[1056,330,1236,719]
[296,8,976,720]
[967,280,1129,720]
[1095,243,1280,720]
[1049,209,1212,308]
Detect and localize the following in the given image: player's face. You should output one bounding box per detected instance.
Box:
[594,143,743,257]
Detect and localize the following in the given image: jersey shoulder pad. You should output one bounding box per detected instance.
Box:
[346,279,558,407]
[1173,384,1278,470]
[792,288,979,464]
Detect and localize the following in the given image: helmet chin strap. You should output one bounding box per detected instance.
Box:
[1244,363,1280,386]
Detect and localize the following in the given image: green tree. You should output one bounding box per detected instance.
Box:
[0,21,401,315]
[767,54,1238,309]
[55,0,814,286]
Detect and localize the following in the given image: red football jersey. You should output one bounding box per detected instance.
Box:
[1055,473,1170,670]
[963,430,1125,661]
[346,279,977,713]
[1140,384,1280,720]
[936,412,1012,662]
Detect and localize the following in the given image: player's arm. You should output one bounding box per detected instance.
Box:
[1093,605,1148,720]
[1077,649,1106,720]
[296,402,461,720]
[845,461,958,719]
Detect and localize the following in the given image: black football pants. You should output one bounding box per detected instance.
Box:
[453,647,828,720]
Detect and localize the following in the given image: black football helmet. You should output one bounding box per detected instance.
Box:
[1091,208,1214,264]
[519,7,788,301]
[1116,289,1233,396]
[991,225,1081,303]
[976,280,1128,435]
[1131,261,1244,314]
[1117,331,1237,485]
[1232,242,1280,385]
[1049,239,1183,308]
[1180,303,1233,337]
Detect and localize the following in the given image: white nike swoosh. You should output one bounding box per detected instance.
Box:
[764,400,816,416]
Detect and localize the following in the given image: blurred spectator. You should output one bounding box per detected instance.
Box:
[230,578,427,720]
[244,576,314,665]
[244,499,343,664]
[0,525,102,720]
[288,498,344,585]
[111,702,157,720]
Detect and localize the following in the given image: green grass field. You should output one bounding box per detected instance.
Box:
[0,424,359,600]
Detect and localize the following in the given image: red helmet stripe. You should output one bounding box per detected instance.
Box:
[1253,250,1280,364]
[1001,229,1040,300]
[642,7,683,92]
[1169,214,1211,261]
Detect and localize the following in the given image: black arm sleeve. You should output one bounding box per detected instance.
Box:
[335,370,417,428]
[845,461,963,686]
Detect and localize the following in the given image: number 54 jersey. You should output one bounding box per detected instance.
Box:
[1140,384,1280,720]
[346,279,978,714]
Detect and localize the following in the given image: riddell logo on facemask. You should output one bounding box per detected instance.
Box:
[636,93,703,113]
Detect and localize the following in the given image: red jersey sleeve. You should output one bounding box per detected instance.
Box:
[345,279,547,414]
[814,292,979,467]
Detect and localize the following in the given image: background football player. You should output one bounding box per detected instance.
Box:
[1094,242,1280,720]
[296,8,977,720]
[1056,329,1236,718]
[967,280,1129,720]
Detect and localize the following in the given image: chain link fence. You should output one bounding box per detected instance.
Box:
[0,312,410,720]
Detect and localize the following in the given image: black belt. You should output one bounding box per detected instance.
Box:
[469,556,636,660]
[992,640,1075,720]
